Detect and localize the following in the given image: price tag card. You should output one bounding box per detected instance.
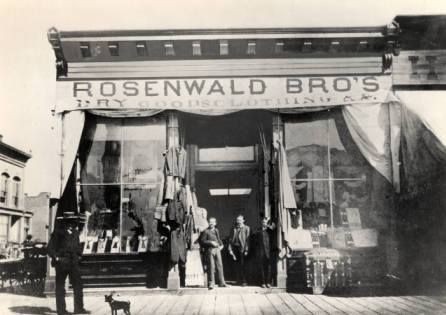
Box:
[110,236,121,253]
[97,238,107,253]
[137,236,148,253]
[83,236,97,254]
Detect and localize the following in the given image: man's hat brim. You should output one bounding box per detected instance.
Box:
[56,211,80,221]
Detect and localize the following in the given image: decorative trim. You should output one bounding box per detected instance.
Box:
[62,57,383,79]
[48,27,68,78]
[382,53,393,72]
[0,153,26,168]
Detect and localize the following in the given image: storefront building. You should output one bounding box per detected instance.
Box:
[45,15,446,292]
[0,135,32,259]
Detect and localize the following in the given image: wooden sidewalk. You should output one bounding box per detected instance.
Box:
[2,290,446,314]
[80,291,446,315]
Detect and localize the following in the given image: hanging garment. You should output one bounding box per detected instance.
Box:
[156,173,165,206]
[191,191,198,208]
[170,228,187,264]
[167,199,177,222]
[167,194,185,226]
[165,147,188,179]
[177,147,187,179]
[185,185,194,215]
[185,234,205,288]
[194,207,209,232]
[178,186,189,215]
[184,214,194,249]
[164,175,175,200]
[155,205,167,221]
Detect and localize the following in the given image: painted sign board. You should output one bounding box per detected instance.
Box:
[55,75,392,113]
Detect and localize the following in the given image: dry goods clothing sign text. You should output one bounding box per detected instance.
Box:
[55,75,391,113]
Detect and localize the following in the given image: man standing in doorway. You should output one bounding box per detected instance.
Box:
[228,214,250,286]
[253,217,275,288]
[47,212,90,315]
[199,217,228,290]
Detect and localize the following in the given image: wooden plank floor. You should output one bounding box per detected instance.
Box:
[2,291,446,314]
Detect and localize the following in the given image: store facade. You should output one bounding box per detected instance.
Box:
[46,22,407,292]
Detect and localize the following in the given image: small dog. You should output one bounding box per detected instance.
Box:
[104,293,131,315]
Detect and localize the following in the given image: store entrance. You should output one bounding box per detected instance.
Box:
[182,111,271,285]
[195,169,260,283]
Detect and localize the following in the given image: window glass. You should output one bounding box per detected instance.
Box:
[1,173,9,205]
[285,119,330,182]
[12,177,20,207]
[79,115,166,254]
[199,146,255,162]
[81,118,122,184]
[297,181,331,229]
[122,118,165,184]
[285,113,373,239]
[82,185,121,235]
[121,184,160,252]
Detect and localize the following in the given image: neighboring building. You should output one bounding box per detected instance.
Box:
[25,192,51,243]
[0,135,32,257]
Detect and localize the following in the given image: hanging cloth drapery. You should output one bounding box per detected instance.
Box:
[342,102,400,192]
[395,92,446,196]
[60,110,85,197]
[88,109,164,118]
[275,140,298,245]
[397,91,446,146]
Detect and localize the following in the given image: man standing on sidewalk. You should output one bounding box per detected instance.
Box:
[47,212,90,315]
[199,217,228,290]
[228,214,250,286]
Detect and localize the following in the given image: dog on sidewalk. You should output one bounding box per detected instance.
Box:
[104,292,131,315]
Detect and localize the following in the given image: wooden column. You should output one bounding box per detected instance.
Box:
[166,111,181,290]
[272,113,287,289]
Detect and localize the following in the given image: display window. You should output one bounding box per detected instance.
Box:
[284,110,378,249]
[78,115,166,254]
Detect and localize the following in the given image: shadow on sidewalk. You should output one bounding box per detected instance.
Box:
[9,306,55,314]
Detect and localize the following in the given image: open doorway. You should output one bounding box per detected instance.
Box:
[182,111,271,284]
[195,170,259,282]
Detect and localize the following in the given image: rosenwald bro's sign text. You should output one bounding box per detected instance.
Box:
[55,76,391,113]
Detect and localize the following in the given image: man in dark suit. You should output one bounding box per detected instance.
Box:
[253,217,276,288]
[228,214,250,286]
[47,212,90,315]
[199,217,227,290]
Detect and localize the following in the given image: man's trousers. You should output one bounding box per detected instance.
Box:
[55,263,84,313]
[206,248,225,287]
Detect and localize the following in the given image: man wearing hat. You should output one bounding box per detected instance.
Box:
[47,212,90,315]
